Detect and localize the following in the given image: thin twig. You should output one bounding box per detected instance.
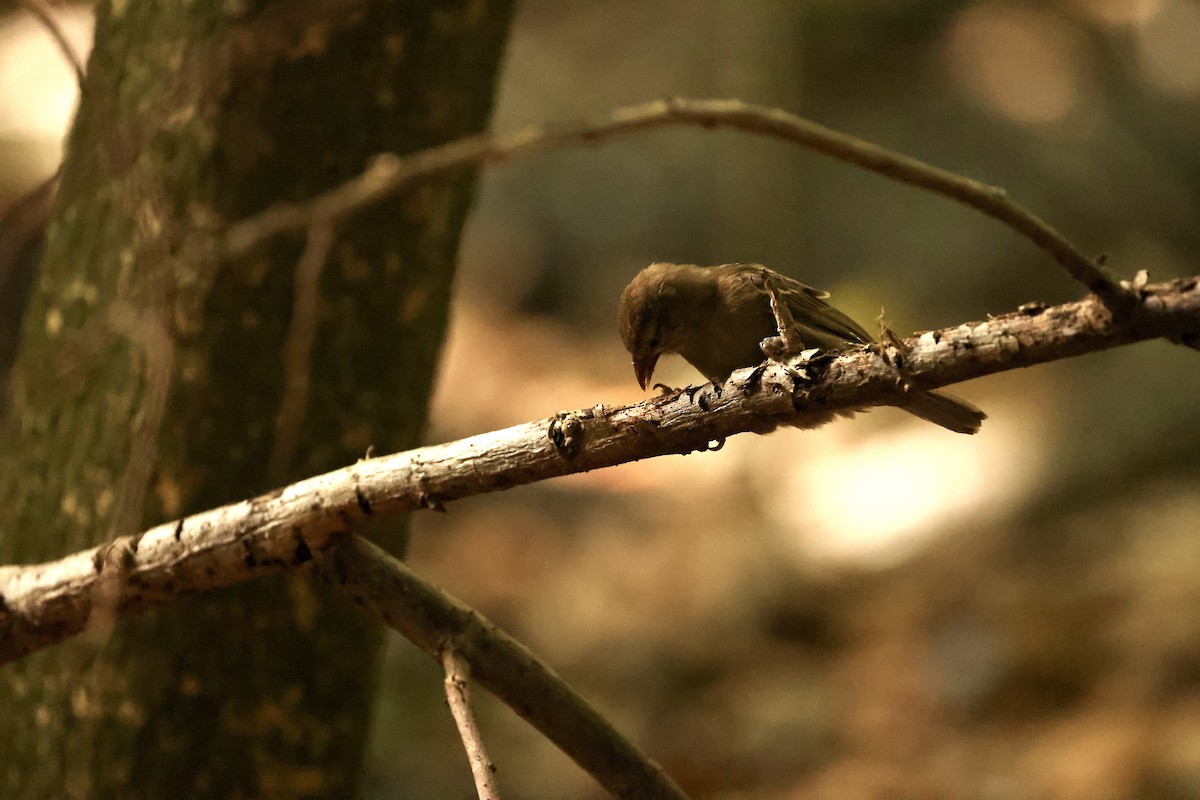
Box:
[442,647,503,800]
[217,98,1127,306]
[17,0,85,89]
[268,221,336,484]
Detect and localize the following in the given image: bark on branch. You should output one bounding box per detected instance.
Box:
[2,275,1196,666]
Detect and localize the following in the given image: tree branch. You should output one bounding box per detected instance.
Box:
[2,276,1196,665]
[216,97,1127,304]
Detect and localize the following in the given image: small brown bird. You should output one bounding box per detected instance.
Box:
[618,262,985,434]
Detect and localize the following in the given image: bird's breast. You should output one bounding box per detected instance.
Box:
[673,305,776,383]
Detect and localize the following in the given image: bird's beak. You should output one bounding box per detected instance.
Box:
[633,352,659,391]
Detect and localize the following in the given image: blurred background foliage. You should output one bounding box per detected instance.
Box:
[2,1,1199,797]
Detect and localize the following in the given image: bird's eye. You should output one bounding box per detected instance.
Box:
[648,336,660,349]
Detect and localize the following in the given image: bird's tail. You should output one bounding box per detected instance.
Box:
[901,390,986,434]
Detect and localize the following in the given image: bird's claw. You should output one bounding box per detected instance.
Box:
[759,334,790,361]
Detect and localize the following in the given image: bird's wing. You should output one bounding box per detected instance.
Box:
[778,277,874,344]
[724,263,875,345]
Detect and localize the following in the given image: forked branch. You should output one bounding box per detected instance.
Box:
[322,539,687,800]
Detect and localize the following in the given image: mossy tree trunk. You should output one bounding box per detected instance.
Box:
[0,1,513,797]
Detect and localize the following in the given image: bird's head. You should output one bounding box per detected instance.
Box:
[617,262,701,390]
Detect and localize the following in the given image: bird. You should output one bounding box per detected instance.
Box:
[617,262,985,434]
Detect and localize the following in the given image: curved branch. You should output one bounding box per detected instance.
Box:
[218,97,1126,303]
[17,0,86,89]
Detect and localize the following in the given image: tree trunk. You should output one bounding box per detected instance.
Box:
[0,1,513,797]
